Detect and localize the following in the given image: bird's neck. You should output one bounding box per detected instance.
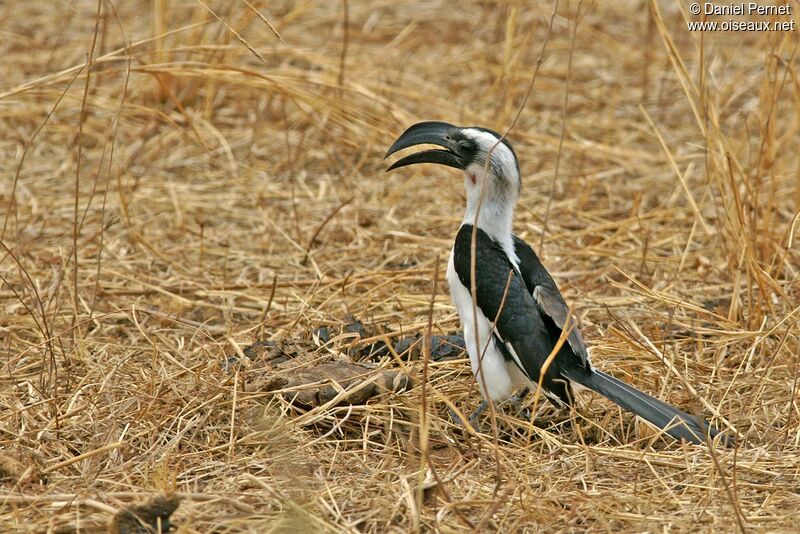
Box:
[462,184,516,253]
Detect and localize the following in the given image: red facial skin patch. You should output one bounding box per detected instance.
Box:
[470,175,477,184]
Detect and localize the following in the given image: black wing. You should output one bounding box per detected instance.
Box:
[513,235,590,367]
[453,225,583,403]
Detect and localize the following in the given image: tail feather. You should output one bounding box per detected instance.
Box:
[568,369,727,445]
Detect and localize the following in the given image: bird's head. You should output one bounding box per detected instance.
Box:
[384,121,521,209]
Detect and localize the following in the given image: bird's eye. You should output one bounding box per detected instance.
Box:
[456,141,473,154]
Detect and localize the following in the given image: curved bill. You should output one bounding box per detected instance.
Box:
[384,121,465,171]
[386,148,464,172]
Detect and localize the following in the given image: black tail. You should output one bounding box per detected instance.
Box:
[567,369,728,445]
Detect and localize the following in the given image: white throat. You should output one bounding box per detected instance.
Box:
[461,171,518,263]
[462,180,512,235]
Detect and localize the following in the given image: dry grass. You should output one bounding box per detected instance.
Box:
[1,0,799,531]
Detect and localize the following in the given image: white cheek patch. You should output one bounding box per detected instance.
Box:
[461,129,518,188]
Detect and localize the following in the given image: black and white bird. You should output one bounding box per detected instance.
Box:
[385,121,726,445]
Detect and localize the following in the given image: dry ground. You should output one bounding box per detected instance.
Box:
[1,0,799,532]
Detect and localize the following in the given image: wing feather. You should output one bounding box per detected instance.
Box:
[513,235,591,367]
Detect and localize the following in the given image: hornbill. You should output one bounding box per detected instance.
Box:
[385,121,726,445]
